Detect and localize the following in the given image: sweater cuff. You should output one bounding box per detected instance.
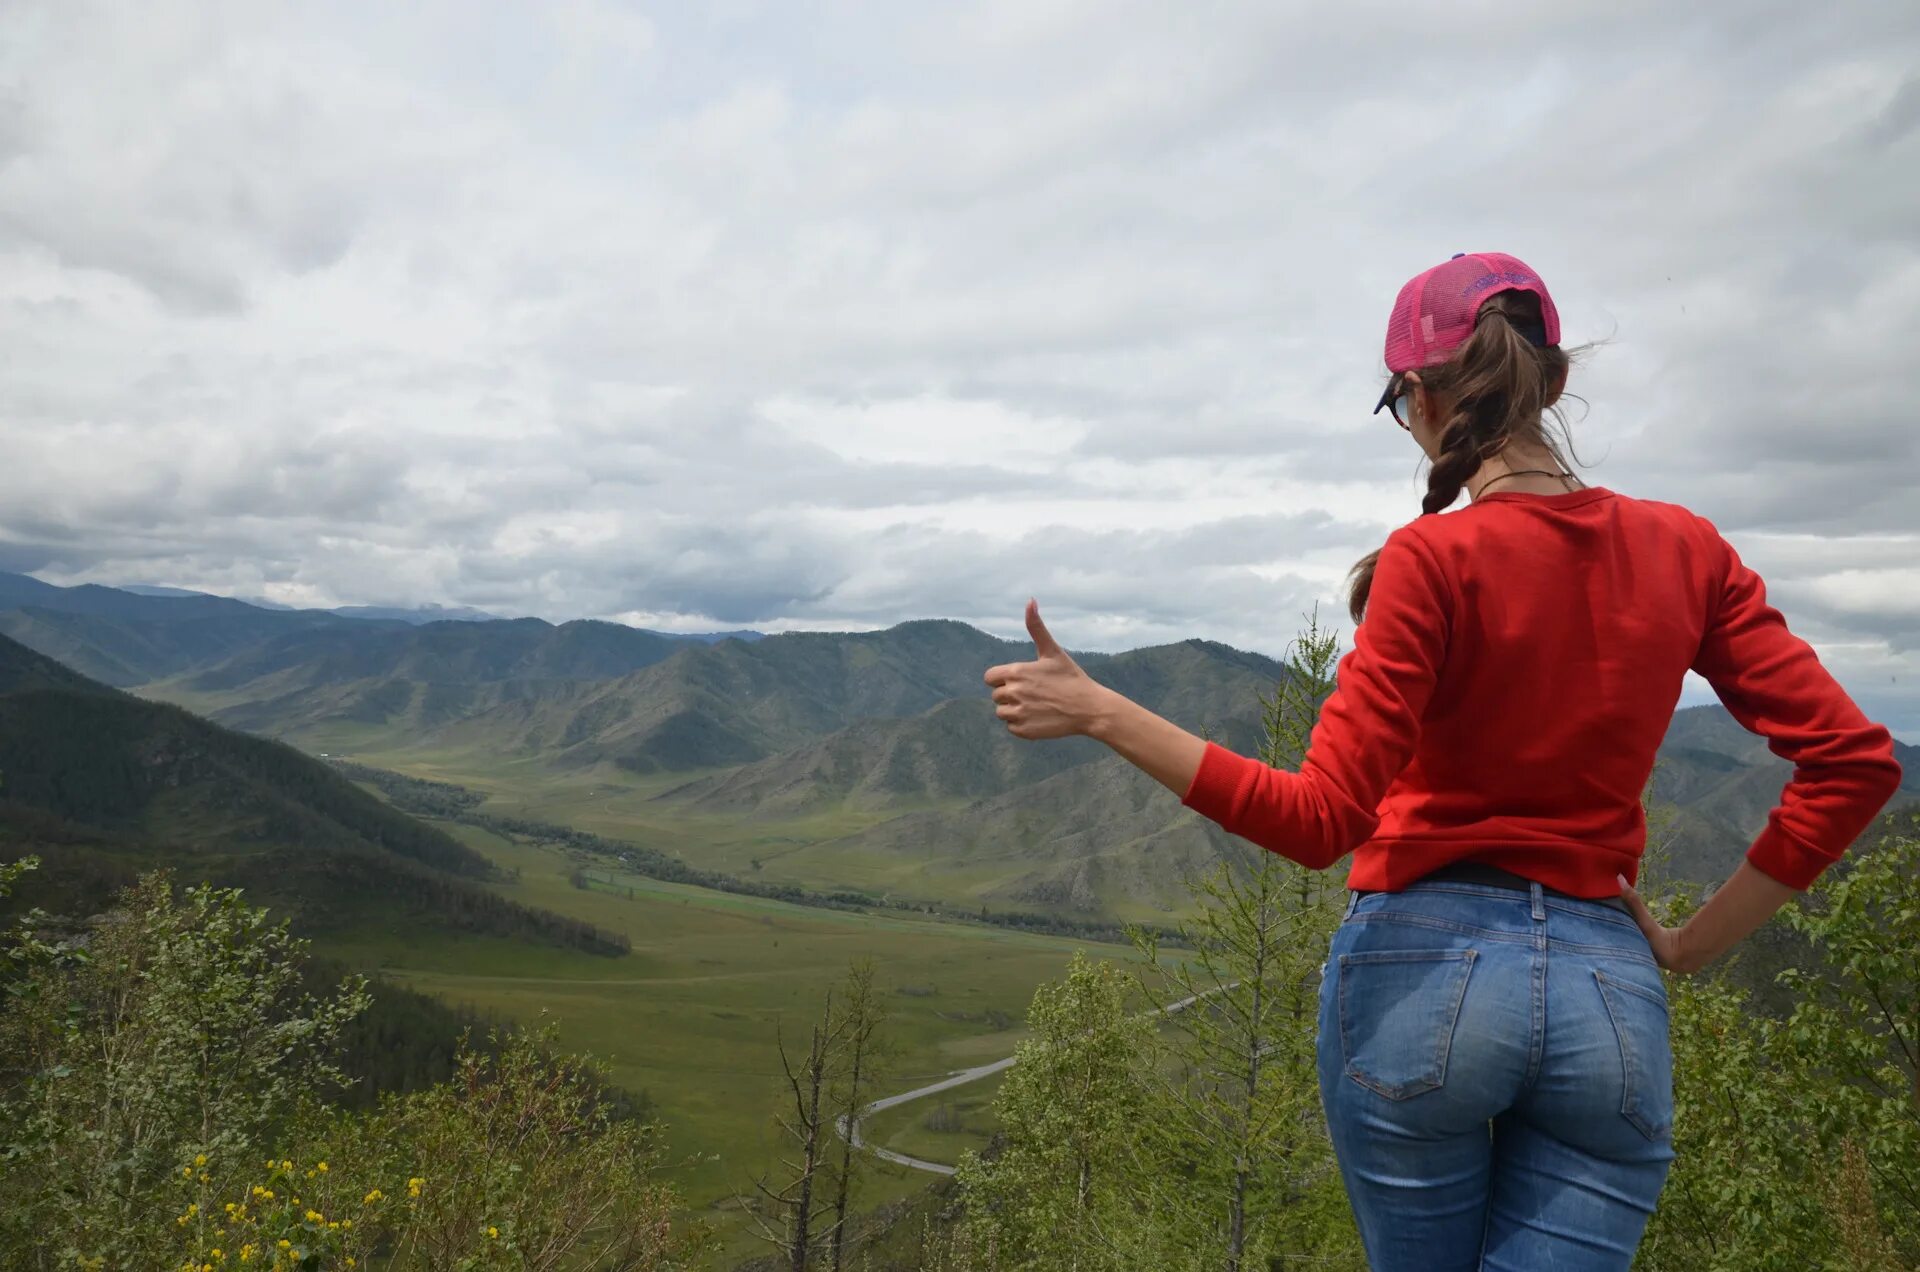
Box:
[1181,740,1255,829]
[1744,821,1835,892]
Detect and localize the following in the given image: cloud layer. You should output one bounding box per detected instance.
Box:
[1,0,1915,736]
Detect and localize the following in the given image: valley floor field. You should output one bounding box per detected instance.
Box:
[179,718,1195,925]
[322,810,1130,1261]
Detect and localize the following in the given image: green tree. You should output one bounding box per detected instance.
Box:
[0,872,369,1270]
[956,953,1155,1271]
[1775,812,1919,1260]
[1637,814,1920,1270]
[1126,611,1358,1270]
[324,1023,702,1269]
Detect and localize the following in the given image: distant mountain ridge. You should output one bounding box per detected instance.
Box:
[0,571,763,687]
[6,568,1914,920]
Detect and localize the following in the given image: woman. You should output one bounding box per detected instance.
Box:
[982,251,1904,1270]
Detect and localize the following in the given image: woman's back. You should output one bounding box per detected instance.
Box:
[1180,483,1902,897]
[1368,485,1899,894]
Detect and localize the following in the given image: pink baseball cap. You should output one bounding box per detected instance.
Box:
[1373,252,1560,414]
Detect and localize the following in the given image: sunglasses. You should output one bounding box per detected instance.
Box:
[1374,374,1415,430]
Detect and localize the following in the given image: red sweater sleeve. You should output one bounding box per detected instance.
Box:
[1689,523,1903,889]
[1179,526,1449,869]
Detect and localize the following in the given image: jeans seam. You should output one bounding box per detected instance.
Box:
[1346,912,1655,962]
[1552,938,1660,965]
[1596,969,1671,1142]
[1345,912,1533,943]
[1543,899,1641,930]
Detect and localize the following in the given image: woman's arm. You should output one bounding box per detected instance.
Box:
[1617,862,1798,974]
[1084,689,1208,797]
[988,526,1451,872]
[1617,523,1902,973]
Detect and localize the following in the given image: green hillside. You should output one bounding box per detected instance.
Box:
[149,618,1052,770]
[0,633,626,954]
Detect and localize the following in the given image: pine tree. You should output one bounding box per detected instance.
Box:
[1126,609,1358,1269]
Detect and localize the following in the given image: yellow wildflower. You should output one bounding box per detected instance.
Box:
[195,1154,208,1167]
[182,1166,195,1179]
[488,1225,499,1240]
[276,1239,290,1250]
[316,1161,328,1173]
[280,1160,292,1172]
[304,1210,322,1224]
[363,1189,384,1204]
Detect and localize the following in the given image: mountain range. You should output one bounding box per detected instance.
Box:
[0,571,759,687]
[3,569,1914,920]
[0,630,627,953]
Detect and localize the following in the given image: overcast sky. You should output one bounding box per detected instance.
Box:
[0,1,1916,737]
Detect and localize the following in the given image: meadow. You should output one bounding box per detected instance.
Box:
[153,704,1201,925]
[323,808,1129,1258]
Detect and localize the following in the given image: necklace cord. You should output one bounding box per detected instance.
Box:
[1472,468,1580,500]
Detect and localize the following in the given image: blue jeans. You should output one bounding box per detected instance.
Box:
[1316,879,1676,1271]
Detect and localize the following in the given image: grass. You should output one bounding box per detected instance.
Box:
[320,819,1128,1260]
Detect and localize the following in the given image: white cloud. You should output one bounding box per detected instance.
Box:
[0,0,1915,736]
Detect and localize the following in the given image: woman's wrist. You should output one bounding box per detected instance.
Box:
[1671,862,1800,973]
[1670,923,1712,975]
[1081,683,1131,743]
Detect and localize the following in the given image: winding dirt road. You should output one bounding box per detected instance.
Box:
[840,984,1221,1175]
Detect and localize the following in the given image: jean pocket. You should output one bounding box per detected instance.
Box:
[1338,949,1477,1100]
[1595,968,1674,1143]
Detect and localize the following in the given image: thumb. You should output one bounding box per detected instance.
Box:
[1616,873,1661,936]
[1025,598,1064,659]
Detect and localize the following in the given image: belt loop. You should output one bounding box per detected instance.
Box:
[1529,881,1546,922]
[1343,890,1361,921]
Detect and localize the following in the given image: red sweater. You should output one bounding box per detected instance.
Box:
[1180,487,1903,895]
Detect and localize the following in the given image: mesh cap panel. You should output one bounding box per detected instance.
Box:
[1381,252,1561,373]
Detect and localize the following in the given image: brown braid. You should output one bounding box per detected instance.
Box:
[1347,291,1577,622]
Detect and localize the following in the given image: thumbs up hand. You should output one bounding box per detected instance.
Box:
[983,599,1113,740]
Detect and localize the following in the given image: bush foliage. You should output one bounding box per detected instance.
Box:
[0,865,706,1270]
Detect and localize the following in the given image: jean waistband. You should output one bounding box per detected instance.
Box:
[1358,860,1630,914]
